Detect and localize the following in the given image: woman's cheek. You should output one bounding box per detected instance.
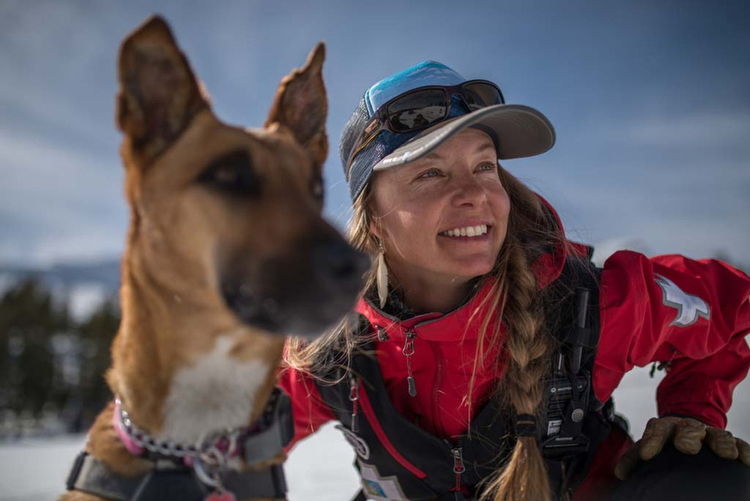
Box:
[403,180,438,203]
[487,184,510,211]
[397,209,425,236]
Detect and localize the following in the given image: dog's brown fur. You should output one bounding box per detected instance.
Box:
[61,15,361,501]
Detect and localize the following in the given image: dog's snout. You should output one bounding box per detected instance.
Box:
[312,240,370,288]
[221,239,367,337]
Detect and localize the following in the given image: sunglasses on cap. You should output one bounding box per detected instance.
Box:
[345,80,505,179]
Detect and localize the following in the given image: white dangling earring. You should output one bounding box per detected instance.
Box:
[376,240,388,309]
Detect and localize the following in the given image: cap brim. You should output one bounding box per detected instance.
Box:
[372,104,555,171]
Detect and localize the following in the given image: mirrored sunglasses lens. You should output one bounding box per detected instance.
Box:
[462,82,504,110]
[387,89,448,132]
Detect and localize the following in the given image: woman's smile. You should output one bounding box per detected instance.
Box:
[437,223,492,239]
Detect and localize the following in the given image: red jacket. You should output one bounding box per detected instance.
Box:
[278,200,750,496]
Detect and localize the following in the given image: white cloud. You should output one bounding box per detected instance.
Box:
[591,236,651,267]
[619,111,750,147]
[520,164,750,264]
[0,1,115,142]
[0,130,123,216]
[0,126,127,265]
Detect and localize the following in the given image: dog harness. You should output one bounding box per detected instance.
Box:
[65,387,294,500]
[315,259,615,501]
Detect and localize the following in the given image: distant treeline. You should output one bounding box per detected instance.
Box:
[0,279,119,437]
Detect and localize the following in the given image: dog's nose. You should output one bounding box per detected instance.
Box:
[312,240,370,291]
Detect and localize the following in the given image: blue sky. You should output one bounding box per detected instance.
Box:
[1,0,748,266]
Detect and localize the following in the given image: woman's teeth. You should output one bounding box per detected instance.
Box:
[440,224,488,238]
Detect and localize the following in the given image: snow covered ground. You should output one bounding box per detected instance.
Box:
[1,367,748,500]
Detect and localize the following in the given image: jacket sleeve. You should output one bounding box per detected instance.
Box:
[277,361,336,452]
[593,250,750,429]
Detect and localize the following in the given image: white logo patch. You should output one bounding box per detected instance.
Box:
[336,424,370,460]
[358,461,409,501]
[654,274,710,327]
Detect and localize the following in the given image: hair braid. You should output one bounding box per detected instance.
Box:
[481,238,553,501]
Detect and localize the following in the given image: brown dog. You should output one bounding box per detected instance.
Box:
[61,15,367,501]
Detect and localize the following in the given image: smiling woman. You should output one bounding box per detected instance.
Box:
[278,60,750,501]
[368,129,510,314]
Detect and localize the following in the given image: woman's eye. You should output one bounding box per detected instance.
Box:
[478,162,497,172]
[418,168,440,179]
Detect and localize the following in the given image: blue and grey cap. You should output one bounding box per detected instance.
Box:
[339,61,556,201]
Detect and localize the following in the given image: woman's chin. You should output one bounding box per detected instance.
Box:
[437,236,501,265]
[439,249,497,272]
[440,258,496,281]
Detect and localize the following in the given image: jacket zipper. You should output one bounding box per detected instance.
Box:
[451,444,466,500]
[403,329,417,397]
[349,375,359,433]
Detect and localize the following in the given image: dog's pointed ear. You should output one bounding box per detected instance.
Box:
[116,15,208,167]
[265,42,328,174]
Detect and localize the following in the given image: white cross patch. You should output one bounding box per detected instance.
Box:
[654,274,710,327]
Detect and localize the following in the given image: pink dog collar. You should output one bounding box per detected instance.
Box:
[113,399,146,456]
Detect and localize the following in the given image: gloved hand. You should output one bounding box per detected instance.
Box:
[614,416,750,480]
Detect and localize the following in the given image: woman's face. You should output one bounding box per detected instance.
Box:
[369,128,511,287]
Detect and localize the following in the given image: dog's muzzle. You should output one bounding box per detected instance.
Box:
[222,238,369,338]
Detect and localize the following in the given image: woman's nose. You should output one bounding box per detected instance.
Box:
[451,176,488,207]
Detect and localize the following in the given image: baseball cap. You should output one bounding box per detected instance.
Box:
[339,61,555,201]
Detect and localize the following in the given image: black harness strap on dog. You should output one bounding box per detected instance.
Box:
[242,387,295,464]
[66,451,287,500]
[66,452,203,501]
[66,452,154,501]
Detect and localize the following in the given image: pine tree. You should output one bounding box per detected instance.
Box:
[72,300,119,431]
[0,279,69,431]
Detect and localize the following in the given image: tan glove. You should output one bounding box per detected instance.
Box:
[614,416,750,480]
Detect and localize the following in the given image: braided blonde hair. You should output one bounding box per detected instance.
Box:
[285,164,581,501]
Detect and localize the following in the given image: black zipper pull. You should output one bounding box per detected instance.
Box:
[349,375,359,433]
[403,330,417,397]
[452,446,465,498]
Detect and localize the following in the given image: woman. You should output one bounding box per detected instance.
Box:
[278,61,750,501]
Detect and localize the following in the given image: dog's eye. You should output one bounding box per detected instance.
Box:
[197,150,259,197]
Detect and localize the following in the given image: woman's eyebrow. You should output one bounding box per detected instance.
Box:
[420,150,446,161]
[475,142,496,155]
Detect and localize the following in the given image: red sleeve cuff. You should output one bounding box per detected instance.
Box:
[658,404,726,429]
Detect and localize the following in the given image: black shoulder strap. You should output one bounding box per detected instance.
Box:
[314,314,373,430]
[548,256,602,380]
[542,255,609,499]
